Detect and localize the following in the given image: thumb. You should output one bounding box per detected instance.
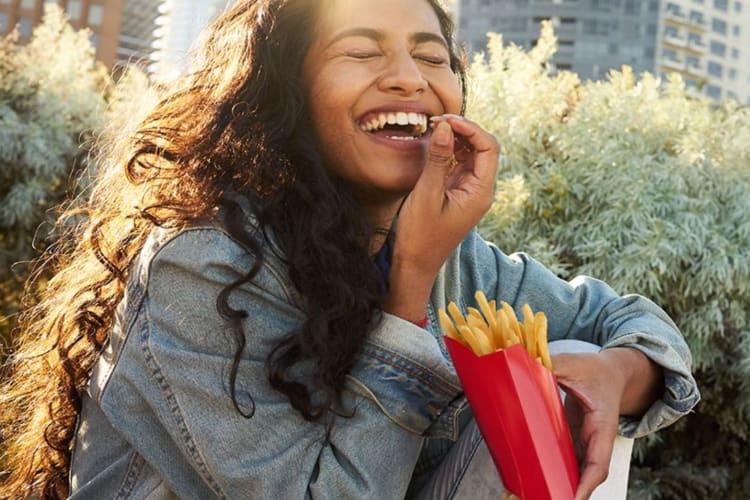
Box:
[420,121,455,191]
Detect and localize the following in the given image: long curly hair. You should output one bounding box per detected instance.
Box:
[0,0,466,497]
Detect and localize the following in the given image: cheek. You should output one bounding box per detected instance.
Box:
[435,74,463,114]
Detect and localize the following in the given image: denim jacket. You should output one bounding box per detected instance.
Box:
[69,213,699,499]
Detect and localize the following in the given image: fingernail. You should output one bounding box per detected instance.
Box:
[434,122,451,146]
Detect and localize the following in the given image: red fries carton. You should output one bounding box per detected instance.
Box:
[445,337,579,500]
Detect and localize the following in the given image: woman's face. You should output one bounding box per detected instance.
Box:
[303,0,462,215]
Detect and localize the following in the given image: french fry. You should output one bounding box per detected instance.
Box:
[439,308,466,347]
[458,325,492,356]
[521,303,537,358]
[448,302,468,328]
[475,291,498,331]
[501,302,523,343]
[439,295,553,370]
[534,312,553,370]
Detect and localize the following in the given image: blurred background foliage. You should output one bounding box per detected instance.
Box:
[469,22,750,499]
[0,6,155,359]
[1,10,749,500]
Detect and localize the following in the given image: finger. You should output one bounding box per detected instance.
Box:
[575,426,617,500]
[431,115,500,182]
[418,121,456,193]
[431,114,500,154]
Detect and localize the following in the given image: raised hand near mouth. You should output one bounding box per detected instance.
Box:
[383,114,500,324]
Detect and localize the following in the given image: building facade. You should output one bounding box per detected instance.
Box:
[0,0,163,70]
[455,0,750,104]
[151,0,232,78]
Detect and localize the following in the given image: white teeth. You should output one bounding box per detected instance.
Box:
[361,111,429,136]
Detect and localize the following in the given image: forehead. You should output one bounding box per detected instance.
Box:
[315,0,444,40]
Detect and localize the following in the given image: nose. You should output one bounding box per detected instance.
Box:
[377,51,427,96]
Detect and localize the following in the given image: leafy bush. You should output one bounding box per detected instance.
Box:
[0,6,155,354]
[468,22,750,499]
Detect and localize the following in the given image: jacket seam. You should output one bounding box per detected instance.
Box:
[95,285,146,405]
[114,450,143,499]
[140,303,230,500]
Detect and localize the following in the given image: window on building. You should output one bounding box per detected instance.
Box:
[649,0,659,10]
[644,46,655,58]
[735,2,743,12]
[731,47,739,58]
[686,78,698,88]
[689,10,705,23]
[665,25,680,37]
[729,68,737,79]
[686,55,700,66]
[90,32,99,48]
[710,40,727,55]
[712,18,727,34]
[706,85,721,98]
[66,0,82,20]
[18,17,32,38]
[20,0,35,8]
[714,0,728,10]
[624,0,637,14]
[88,4,103,26]
[608,42,618,54]
[663,48,678,60]
[708,61,723,76]
[0,0,11,5]
[692,0,704,4]
[733,25,740,36]
[0,12,7,33]
[688,32,703,45]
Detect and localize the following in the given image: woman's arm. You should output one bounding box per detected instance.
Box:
[444,232,699,499]
[97,228,459,499]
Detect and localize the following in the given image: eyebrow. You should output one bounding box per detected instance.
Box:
[325,27,449,51]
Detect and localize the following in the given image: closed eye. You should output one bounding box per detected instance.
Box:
[416,56,448,65]
[347,52,381,60]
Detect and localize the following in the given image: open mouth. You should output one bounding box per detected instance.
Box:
[359,112,429,141]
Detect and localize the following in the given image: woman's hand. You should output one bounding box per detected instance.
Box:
[553,348,663,500]
[383,115,500,322]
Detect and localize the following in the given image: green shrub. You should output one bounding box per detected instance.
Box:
[0,6,155,355]
[468,22,750,499]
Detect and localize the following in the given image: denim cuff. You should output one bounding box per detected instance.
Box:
[346,314,463,438]
[604,332,700,438]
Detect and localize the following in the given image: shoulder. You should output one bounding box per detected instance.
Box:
[137,219,298,308]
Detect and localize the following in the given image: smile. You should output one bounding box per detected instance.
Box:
[358,111,429,141]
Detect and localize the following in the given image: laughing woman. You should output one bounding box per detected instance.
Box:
[0,0,699,498]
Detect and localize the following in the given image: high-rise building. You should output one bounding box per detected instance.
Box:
[0,0,164,70]
[151,0,233,79]
[455,0,750,104]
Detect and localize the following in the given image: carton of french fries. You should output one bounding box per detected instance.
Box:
[440,291,579,500]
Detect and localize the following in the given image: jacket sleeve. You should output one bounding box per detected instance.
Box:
[442,229,700,438]
[99,228,460,499]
